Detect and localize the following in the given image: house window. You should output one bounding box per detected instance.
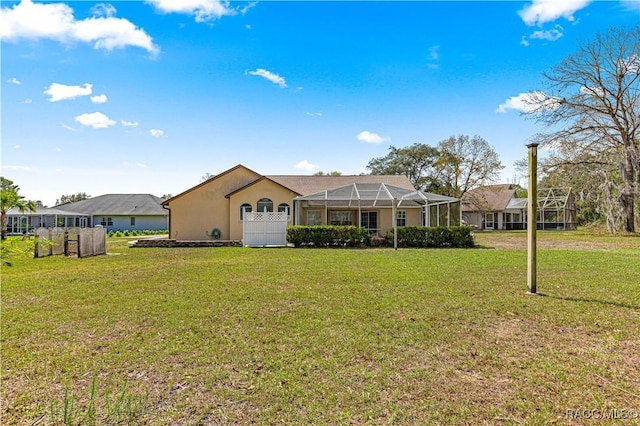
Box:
[396,210,406,227]
[329,211,352,225]
[277,203,290,215]
[360,211,378,232]
[307,210,321,225]
[130,217,136,227]
[101,217,113,227]
[256,198,273,212]
[240,203,252,220]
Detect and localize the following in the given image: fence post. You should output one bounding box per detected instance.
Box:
[34,228,39,258]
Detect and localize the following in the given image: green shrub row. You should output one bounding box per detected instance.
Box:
[287,226,371,247]
[107,230,167,238]
[384,226,475,248]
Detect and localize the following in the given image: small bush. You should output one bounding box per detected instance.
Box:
[287,226,371,247]
[386,226,475,248]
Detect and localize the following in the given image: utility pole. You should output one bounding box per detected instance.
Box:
[527,143,539,294]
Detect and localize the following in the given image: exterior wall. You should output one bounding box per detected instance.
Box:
[296,206,423,236]
[92,215,168,232]
[228,180,298,240]
[463,211,483,229]
[166,167,261,240]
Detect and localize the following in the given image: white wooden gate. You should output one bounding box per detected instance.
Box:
[242,211,288,247]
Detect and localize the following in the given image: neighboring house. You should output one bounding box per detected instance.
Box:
[55,194,168,232]
[462,185,576,230]
[4,207,90,235]
[163,164,461,241]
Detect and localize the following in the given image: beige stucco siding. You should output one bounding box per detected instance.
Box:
[228,179,298,240]
[297,206,423,236]
[167,167,260,240]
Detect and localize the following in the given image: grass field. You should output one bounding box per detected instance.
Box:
[2,230,639,425]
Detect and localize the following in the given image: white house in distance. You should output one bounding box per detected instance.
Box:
[53,194,168,232]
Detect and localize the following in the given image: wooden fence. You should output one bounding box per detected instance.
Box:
[34,227,106,258]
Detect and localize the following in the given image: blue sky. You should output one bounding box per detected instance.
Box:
[2,0,639,206]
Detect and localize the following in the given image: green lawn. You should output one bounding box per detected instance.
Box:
[2,231,639,425]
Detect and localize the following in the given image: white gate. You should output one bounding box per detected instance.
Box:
[242,211,288,247]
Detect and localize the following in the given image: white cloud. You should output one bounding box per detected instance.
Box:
[61,122,78,131]
[150,129,165,137]
[306,112,322,117]
[7,77,21,85]
[90,3,116,18]
[0,0,158,54]
[529,25,563,42]
[294,160,319,172]
[147,0,235,23]
[91,94,108,104]
[23,98,32,104]
[495,91,559,113]
[4,165,32,171]
[74,112,116,128]
[428,45,440,61]
[54,147,62,152]
[520,36,530,47]
[123,161,149,168]
[246,68,287,88]
[518,0,591,26]
[121,119,139,127]
[357,130,389,144]
[44,82,92,102]
[14,144,21,149]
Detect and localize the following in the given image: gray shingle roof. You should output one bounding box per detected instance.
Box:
[55,194,167,216]
[266,174,415,195]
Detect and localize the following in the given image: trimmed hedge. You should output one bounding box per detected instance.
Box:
[385,226,475,248]
[287,226,371,247]
[287,225,474,248]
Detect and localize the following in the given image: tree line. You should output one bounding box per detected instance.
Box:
[367,135,503,198]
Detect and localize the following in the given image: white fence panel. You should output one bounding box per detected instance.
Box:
[243,211,288,247]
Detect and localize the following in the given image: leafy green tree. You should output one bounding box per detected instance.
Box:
[524,26,639,233]
[366,143,441,191]
[1,177,37,239]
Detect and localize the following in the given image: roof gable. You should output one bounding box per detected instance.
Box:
[163,164,262,205]
[225,176,302,198]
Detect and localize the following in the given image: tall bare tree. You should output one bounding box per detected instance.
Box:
[435,135,504,198]
[525,26,639,233]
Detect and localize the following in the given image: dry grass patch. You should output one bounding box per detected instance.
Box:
[2,231,639,425]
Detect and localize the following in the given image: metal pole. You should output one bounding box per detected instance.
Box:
[527,143,539,294]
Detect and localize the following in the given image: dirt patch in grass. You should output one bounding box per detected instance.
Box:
[474,230,640,251]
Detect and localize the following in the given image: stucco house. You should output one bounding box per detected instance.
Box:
[462,184,576,230]
[162,164,461,241]
[55,194,168,232]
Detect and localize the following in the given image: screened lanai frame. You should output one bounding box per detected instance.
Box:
[292,183,461,232]
[503,187,577,230]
